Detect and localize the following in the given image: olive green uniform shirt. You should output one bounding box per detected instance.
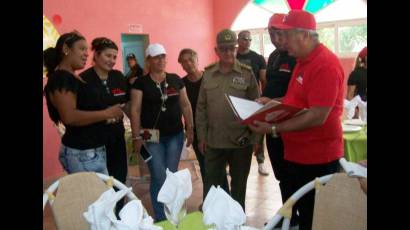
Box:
[196,59,262,148]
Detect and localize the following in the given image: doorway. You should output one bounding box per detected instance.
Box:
[121,34,149,75]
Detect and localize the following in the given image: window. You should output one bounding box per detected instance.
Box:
[233,0,367,58]
[316,19,367,57]
[235,18,366,58]
[317,27,336,53]
[250,33,262,55]
[263,32,275,57]
[338,24,367,54]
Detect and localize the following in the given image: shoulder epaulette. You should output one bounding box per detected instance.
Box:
[239,62,252,71]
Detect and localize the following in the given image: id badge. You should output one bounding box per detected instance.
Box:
[140,129,160,143]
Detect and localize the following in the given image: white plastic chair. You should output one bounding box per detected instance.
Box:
[43,172,148,230]
[263,158,367,230]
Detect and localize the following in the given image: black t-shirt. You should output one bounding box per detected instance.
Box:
[125,64,143,79]
[131,73,185,137]
[44,70,106,149]
[266,49,281,71]
[80,67,129,138]
[263,50,297,99]
[236,50,267,82]
[347,67,367,101]
[182,76,202,130]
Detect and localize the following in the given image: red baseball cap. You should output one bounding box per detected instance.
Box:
[358,46,367,60]
[274,10,316,30]
[268,13,286,29]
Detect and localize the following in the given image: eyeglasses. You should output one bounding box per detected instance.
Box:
[240,38,252,42]
[101,38,114,45]
[126,54,136,59]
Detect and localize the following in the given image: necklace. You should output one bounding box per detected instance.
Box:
[154,76,168,112]
[101,79,110,94]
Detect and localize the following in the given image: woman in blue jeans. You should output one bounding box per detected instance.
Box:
[43,31,124,175]
[129,43,194,221]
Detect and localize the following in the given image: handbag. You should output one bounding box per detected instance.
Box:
[139,129,160,143]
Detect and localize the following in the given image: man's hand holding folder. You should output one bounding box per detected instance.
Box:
[226,95,305,125]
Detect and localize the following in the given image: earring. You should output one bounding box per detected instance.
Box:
[64,52,68,56]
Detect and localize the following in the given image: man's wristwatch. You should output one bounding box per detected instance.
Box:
[271,125,279,138]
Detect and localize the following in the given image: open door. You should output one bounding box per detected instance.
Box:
[121,34,149,75]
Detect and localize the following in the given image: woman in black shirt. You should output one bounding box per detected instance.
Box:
[80,37,129,190]
[43,31,124,175]
[130,43,194,221]
[125,53,144,85]
[347,46,367,101]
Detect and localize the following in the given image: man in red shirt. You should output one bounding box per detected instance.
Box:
[249,10,345,230]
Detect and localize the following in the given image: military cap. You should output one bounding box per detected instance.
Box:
[216,29,237,47]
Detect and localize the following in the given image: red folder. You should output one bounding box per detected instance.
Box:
[226,94,305,125]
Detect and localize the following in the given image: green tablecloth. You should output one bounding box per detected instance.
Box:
[343,126,367,162]
[155,211,210,230]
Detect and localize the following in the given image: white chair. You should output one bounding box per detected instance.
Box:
[263,158,367,230]
[43,172,148,230]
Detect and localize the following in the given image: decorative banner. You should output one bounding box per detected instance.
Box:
[43,15,60,77]
[286,0,306,10]
[254,0,289,13]
[253,0,335,14]
[304,0,334,13]
[129,24,143,33]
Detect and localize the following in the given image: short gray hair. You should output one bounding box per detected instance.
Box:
[178,48,198,63]
[238,30,251,39]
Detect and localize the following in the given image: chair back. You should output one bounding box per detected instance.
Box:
[49,172,110,230]
[312,173,367,230]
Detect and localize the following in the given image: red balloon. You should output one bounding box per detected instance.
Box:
[52,14,62,26]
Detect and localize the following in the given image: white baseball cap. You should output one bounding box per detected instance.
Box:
[145,43,166,57]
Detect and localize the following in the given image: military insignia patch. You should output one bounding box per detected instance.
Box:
[232,76,246,85]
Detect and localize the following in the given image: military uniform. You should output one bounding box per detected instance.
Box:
[196,54,261,209]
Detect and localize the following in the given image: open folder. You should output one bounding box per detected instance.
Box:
[226,94,305,125]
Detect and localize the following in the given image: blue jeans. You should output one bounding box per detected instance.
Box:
[145,131,184,222]
[59,144,109,175]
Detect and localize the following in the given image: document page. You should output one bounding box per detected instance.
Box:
[228,95,263,120]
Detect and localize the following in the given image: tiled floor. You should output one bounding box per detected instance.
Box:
[43,148,283,229]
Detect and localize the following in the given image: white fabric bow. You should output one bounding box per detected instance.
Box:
[83,187,162,230]
[202,185,246,230]
[157,168,192,224]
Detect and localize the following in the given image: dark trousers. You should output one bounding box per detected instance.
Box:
[204,146,253,210]
[105,133,128,215]
[193,136,229,199]
[285,159,339,230]
[266,135,298,226]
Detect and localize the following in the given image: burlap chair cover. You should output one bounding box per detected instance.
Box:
[312,173,367,230]
[50,172,110,230]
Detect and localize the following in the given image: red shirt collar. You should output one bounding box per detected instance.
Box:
[297,43,326,64]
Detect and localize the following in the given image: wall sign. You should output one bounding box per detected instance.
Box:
[129,24,143,33]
